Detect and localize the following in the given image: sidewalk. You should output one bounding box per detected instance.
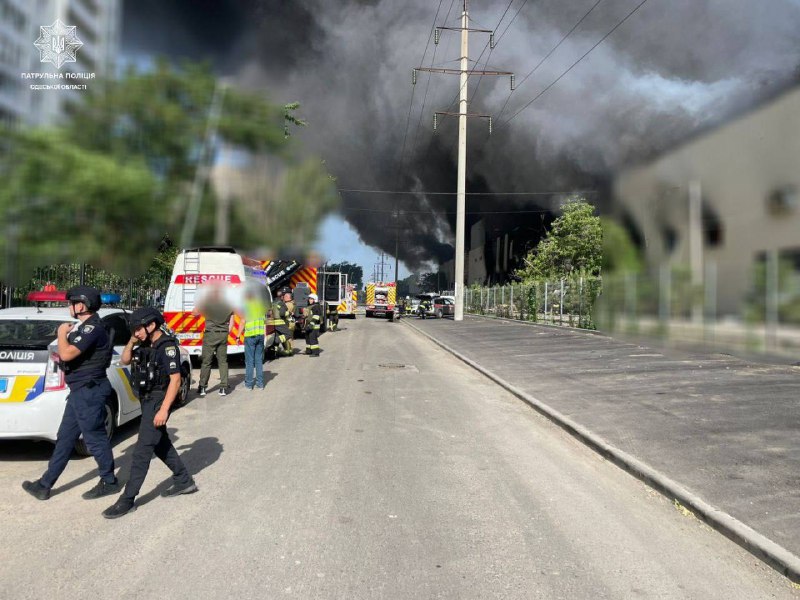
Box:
[404,315,800,579]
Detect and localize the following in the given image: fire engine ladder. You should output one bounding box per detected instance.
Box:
[181,249,201,312]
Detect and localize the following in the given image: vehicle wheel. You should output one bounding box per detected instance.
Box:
[174,364,191,408]
[436,308,443,319]
[75,397,117,456]
[366,311,372,318]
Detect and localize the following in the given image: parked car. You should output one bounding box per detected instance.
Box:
[415,293,437,318]
[0,302,192,455]
[432,296,455,318]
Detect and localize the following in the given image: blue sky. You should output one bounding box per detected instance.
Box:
[314,215,411,285]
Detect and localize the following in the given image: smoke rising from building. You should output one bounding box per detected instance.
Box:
[123,0,800,269]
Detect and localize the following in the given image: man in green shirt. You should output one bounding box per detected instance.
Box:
[194,286,234,396]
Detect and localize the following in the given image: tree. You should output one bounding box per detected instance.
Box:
[1,60,330,282]
[326,261,363,289]
[0,129,159,280]
[517,198,602,280]
[601,218,642,274]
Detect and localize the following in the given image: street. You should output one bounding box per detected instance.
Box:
[0,317,796,599]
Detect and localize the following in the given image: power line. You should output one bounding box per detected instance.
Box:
[495,0,604,123]
[409,0,460,159]
[338,188,596,196]
[472,0,528,101]
[501,0,652,126]
[341,207,569,215]
[396,0,447,183]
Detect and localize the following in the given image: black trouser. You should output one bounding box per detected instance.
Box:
[41,379,116,488]
[122,393,191,502]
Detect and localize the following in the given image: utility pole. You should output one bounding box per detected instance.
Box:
[180,81,227,250]
[413,1,514,321]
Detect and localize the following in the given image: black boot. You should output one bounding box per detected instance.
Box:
[102,498,136,519]
[161,479,198,498]
[82,478,121,500]
[22,480,50,501]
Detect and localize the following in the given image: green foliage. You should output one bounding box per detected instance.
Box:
[1,60,318,282]
[327,261,363,289]
[517,197,602,281]
[745,257,800,324]
[0,129,159,280]
[601,218,642,274]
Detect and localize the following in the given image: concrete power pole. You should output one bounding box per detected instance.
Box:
[414,1,514,321]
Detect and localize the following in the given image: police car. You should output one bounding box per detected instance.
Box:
[0,292,193,455]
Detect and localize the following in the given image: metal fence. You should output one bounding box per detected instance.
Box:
[595,268,800,357]
[464,276,601,329]
[1,263,170,310]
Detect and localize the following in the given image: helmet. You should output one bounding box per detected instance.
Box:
[308,293,318,302]
[65,285,102,312]
[130,307,164,332]
[278,287,292,296]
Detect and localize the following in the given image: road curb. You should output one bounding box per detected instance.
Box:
[464,312,605,336]
[403,320,800,584]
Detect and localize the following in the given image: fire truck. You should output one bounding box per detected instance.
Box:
[365,281,396,321]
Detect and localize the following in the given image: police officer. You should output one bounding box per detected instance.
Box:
[271,287,294,357]
[103,307,196,519]
[22,286,120,501]
[304,293,323,357]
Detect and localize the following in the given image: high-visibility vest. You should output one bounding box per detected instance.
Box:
[243,299,266,337]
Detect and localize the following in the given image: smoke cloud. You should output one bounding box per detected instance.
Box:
[124,0,800,269]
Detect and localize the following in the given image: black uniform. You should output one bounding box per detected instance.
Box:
[121,333,193,503]
[40,313,116,489]
[304,302,323,356]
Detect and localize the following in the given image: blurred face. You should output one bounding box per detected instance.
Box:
[69,301,86,318]
[282,292,292,301]
[133,322,155,341]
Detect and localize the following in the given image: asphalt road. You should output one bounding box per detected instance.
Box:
[0,317,796,599]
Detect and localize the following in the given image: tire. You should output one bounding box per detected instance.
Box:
[174,364,191,408]
[436,308,443,319]
[75,397,117,456]
[366,311,373,318]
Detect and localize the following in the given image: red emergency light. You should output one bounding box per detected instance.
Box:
[27,291,67,302]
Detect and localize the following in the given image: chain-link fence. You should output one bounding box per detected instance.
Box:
[464,276,601,329]
[1,263,170,310]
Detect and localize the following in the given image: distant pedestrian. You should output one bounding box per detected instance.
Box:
[243,286,267,390]
[22,286,120,501]
[194,285,234,396]
[102,307,196,519]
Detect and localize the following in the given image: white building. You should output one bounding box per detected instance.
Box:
[0,0,120,126]
[0,0,32,125]
[614,86,800,316]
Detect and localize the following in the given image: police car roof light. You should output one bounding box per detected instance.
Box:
[27,291,68,303]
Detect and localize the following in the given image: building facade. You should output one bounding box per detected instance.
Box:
[613,86,800,316]
[0,0,120,126]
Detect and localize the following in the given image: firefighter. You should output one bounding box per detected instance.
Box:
[304,293,322,357]
[272,287,294,356]
[22,286,119,501]
[102,307,196,519]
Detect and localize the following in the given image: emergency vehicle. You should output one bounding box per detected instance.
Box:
[318,271,356,330]
[164,247,275,357]
[0,291,192,454]
[365,282,397,320]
